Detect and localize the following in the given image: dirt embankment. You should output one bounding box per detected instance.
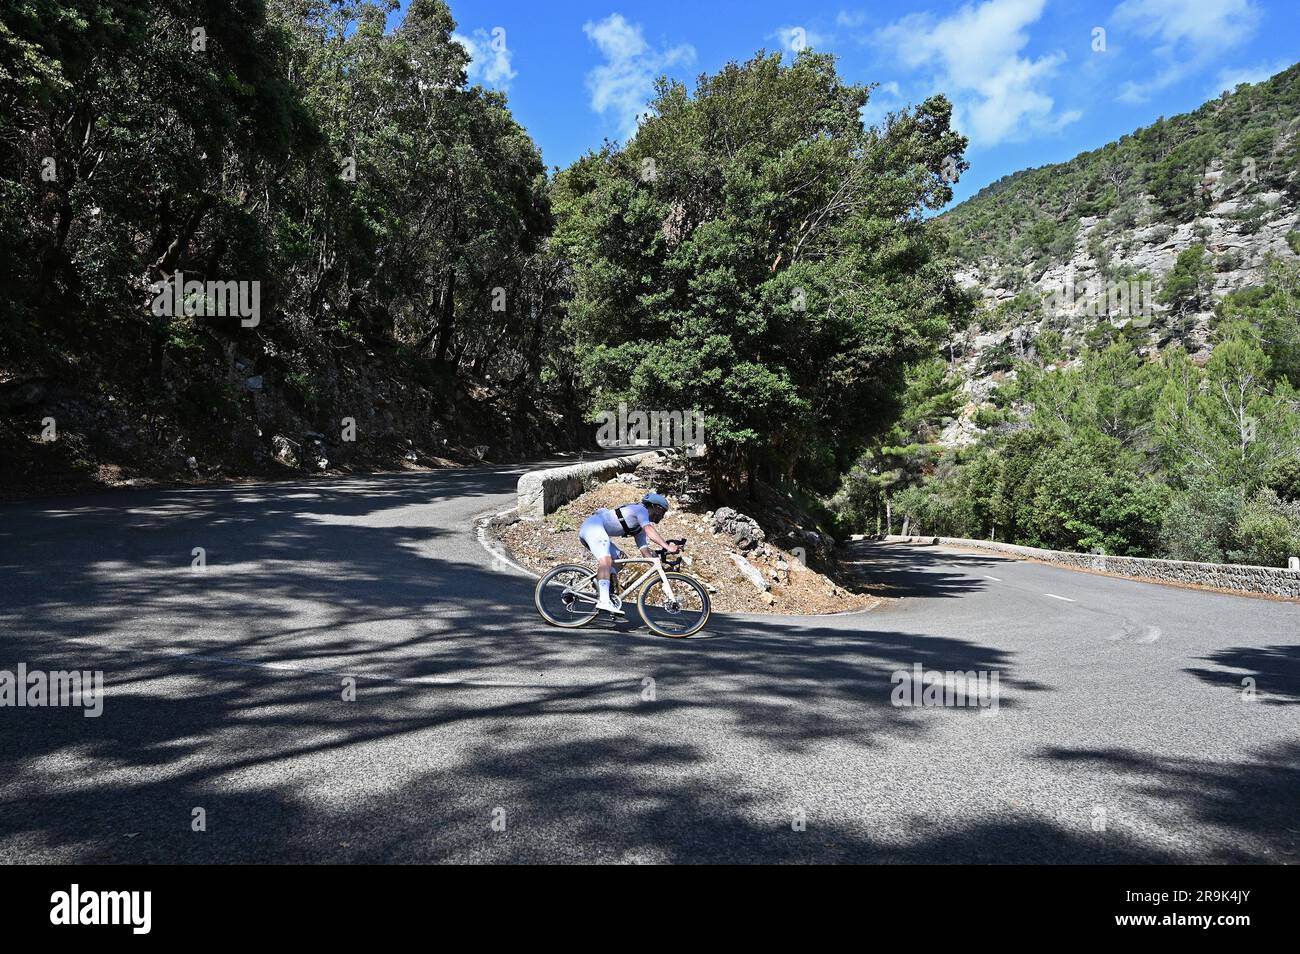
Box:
[495,478,880,615]
[0,361,581,501]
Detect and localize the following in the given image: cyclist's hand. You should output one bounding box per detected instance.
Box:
[665,542,679,553]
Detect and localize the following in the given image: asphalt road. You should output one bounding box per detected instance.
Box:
[1,461,1297,863]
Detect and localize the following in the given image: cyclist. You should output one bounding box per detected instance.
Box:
[580,492,678,615]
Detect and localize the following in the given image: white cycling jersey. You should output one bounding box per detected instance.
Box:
[592,503,652,537]
[580,503,655,560]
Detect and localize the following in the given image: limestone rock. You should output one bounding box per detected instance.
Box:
[713,507,765,550]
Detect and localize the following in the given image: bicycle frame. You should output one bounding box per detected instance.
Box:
[609,554,678,602]
[536,533,706,636]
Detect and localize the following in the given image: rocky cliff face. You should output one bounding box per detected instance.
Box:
[940,170,1300,447]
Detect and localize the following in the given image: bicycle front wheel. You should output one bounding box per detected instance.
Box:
[638,571,711,638]
[535,563,600,628]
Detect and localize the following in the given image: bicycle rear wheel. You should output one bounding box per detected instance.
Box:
[534,563,600,628]
[638,571,710,637]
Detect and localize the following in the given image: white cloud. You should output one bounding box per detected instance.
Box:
[874,0,1079,147]
[583,14,695,141]
[453,28,517,89]
[1112,0,1261,103]
[836,10,868,29]
[771,25,831,52]
[1210,59,1289,98]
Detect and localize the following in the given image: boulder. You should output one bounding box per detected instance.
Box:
[713,506,765,550]
[271,435,298,467]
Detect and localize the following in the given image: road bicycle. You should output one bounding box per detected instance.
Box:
[533,538,711,638]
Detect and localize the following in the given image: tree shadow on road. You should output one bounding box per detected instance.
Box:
[0,645,1194,864]
[1039,744,1300,863]
[1185,644,1300,705]
[0,474,1286,863]
[844,543,999,599]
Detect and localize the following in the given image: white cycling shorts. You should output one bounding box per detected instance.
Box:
[579,515,625,561]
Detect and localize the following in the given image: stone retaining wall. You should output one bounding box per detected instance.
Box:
[884,535,1300,599]
[516,449,676,520]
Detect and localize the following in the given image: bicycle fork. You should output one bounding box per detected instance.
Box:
[654,562,677,603]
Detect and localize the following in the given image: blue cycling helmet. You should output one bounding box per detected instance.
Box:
[642,492,670,513]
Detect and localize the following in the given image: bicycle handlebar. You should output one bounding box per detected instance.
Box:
[653,539,687,561]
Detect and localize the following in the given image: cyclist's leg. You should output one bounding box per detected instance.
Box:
[579,516,614,578]
[578,517,619,610]
[608,540,624,593]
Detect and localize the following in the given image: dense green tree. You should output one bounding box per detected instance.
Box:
[1155,323,1300,489]
[1216,258,1300,388]
[1264,456,1300,502]
[851,325,1300,565]
[1232,488,1300,566]
[0,0,569,468]
[554,50,970,493]
[1160,245,1213,316]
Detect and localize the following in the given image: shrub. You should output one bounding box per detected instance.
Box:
[1230,488,1300,566]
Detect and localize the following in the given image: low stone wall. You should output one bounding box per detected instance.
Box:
[516,449,676,520]
[884,535,1300,599]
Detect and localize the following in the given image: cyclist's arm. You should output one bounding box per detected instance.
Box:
[642,524,677,552]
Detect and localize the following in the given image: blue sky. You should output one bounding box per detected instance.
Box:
[424,0,1298,206]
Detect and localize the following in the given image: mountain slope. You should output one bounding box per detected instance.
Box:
[935,63,1300,441]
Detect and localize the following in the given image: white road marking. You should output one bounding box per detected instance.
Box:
[985,575,1002,582]
[475,514,536,577]
[1109,622,1162,642]
[1044,593,1076,602]
[1137,626,1161,643]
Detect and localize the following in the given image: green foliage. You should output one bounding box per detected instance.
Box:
[1232,488,1300,566]
[553,50,970,491]
[1033,329,1066,363]
[1159,244,1212,314]
[1155,323,1300,489]
[1015,437,1168,555]
[1158,479,1248,563]
[1215,258,1300,387]
[0,0,567,446]
[837,325,1300,565]
[1265,456,1300,502]
[892,359,964,441]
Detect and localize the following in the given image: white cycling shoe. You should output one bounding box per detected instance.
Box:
[593,596,625,615]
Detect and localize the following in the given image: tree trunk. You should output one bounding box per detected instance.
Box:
[146,193,215,386]
[432,266,456,362]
